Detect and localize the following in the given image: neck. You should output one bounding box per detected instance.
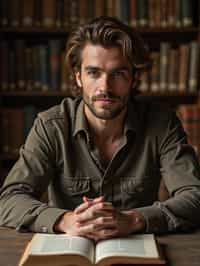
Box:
[84,106,127,142]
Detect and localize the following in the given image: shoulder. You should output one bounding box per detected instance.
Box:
[37,97,81,125]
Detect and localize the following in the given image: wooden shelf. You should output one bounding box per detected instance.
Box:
[0,26,198,38]
[0,91,198,104]
[1,26,198,33]
[0,90,70,97]
[135,92,199,104]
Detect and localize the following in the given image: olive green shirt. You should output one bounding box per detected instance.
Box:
[1,97,200,234]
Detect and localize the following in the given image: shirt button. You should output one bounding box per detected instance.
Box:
[41,226,48,233]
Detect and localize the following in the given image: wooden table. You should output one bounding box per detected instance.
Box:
[0,227,200,266]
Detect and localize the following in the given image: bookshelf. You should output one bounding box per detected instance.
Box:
[0,0,200,183]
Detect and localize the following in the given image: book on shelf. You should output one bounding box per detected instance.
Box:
[55,0,64,28]
[49,40,62,91]
[137,0,148,27]
[42,0,56,27]
[159,42,170,92]
[178,44,190,92]
[0,0,8,27]
[22,0,35,27]
[168,48,179,92]
[188,41,200,93]
[0,41,9,91]
[150,51,160,92]
[0,0,197,29]
[18,233,165,266]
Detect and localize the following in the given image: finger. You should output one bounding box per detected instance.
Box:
[83,196,105,204]
[74,201,93,214]
[76,203,115,223]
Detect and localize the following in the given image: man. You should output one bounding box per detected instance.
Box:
[0,17,200,241]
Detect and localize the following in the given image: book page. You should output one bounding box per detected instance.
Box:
[95,234,159,263]
[30,234,94,262]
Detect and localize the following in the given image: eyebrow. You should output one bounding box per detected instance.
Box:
[84,66,130,72]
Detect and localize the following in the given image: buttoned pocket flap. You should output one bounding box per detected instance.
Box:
[67,178,90,195]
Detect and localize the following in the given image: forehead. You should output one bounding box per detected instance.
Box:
[80,43,131,70]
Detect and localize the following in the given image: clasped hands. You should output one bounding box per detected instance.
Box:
[54,196,146,241]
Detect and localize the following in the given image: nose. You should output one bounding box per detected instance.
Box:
[99,73,111,92]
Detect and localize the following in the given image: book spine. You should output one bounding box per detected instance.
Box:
[9,50,17,90]
[49,40,61,90]
[15,40,26,90]
[159,42,170,92]
[175,0,182,27]
[0,41,9,91]
[106,0,116,18]
[34,0,42,26]
[181,0,193,27]
[69,0,80,30]
[119,0,130,25]
[87,0,94,22]
[150,51,160,92]
[8,0,21,27]
[0,0,9,27]
[178,44,190,92]
[154,0,161,27]
[168,48,179,92]
[188,41,200,93]
[25,47,34,91]
[79,0,89,24]
[38,45,49,91]
[22,0,34,27]
[55,0,64,28]
[32,46,41,90]
[160,0,168,27]
[168,0,176,27]
[42,0,56,27]
[130,0,137,27]
[63,0,70,28]
[95,0,106,17]
[60,52,68,92]
[137,0,148,27]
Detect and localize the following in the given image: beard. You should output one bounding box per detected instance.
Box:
[83,92,129,120]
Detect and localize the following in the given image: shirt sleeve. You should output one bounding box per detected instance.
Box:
[0,115,67,233]
[137,111,200,233]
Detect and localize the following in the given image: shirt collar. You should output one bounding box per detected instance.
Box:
[73,100,90,142]
[73,99,140,140]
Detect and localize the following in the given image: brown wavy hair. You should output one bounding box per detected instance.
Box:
[65,16,151,94]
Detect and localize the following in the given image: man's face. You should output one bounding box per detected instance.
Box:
[75,43,135,120]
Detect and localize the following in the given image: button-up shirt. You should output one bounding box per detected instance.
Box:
[1,97,200,233]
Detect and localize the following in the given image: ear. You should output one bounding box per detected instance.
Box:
[75,71,82,87]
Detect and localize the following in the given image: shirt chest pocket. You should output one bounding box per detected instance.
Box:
[65,178,90,195]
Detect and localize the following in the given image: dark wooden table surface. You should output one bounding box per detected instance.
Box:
[0,227,200,266]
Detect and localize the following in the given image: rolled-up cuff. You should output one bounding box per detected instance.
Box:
[136,205,168,233]
[29,207,67,233]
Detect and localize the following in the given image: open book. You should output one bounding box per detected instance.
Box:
[18,233,165,266]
